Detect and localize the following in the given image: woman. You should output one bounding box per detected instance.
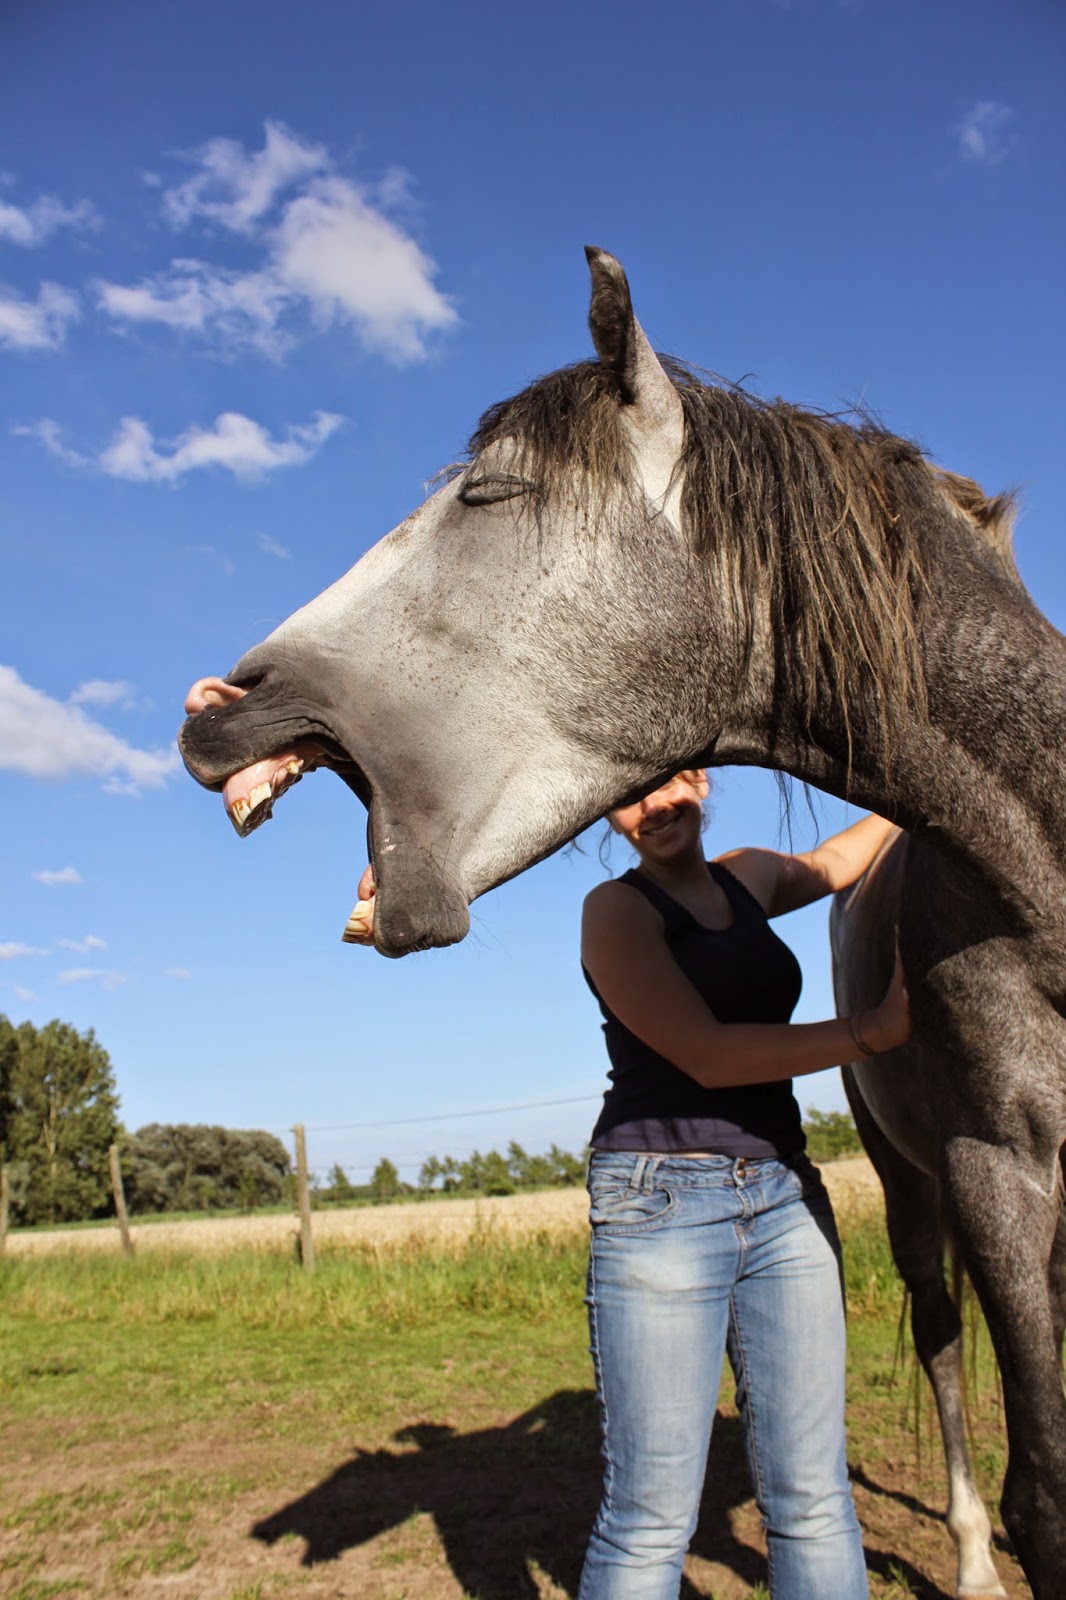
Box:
[578,770,909,1600]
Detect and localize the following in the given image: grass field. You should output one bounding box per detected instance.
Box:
[0,1165,1025,1600]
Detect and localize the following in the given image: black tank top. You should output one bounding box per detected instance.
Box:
[585,862,806,1158]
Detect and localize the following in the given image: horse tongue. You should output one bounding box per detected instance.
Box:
[222,745,318,836]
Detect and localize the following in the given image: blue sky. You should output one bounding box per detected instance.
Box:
[2,0,1063,1185]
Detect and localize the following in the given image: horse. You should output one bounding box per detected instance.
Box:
[180,247,1066,1598]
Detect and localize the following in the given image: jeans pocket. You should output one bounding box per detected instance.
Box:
[588,1183,676,1231]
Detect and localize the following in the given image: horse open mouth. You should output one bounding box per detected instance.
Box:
[220,743,328,837]
[179,674,469,956]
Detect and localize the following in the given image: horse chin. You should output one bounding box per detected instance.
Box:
[366,807,471,958]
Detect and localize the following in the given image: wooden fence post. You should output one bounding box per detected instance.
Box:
[293,1123,315,1272]
[0,1165,9,1257]
[108,1143,135,1258]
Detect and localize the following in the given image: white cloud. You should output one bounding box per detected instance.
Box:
[0,282,80,351]
[99,123,455,363]
[58,935,108,954]
[954,101,1016,166]
[96,259,291,357]
[1,665,180,791]
[33,867,83,886]
[273,176,457,360]
[69,680,135,709]
[98,409,343,483]
[0,192,98,247]
[17,409,342,484]
[12,986,37,1002]
[258,533,291,559]
[162,121,329,234]
[0,942,48,959]
[164,967,192,980]
[58,967,127,991]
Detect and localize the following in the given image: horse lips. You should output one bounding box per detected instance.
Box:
[221,748,318,836]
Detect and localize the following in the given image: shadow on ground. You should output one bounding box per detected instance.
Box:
[253,1387,971,1598]
[251,1387,767,1598]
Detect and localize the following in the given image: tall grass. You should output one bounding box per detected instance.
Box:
[0,1213,902,1331]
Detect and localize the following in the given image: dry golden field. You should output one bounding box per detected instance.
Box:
[6,1155,884,1258]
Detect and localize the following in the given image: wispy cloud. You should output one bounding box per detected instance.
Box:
[58,967,127,991]
[12,986,37,1002]
[0,191,98,247]
[954,101,1016,166]
[58,935,108,954]
[164,967,192,980]
[0,282,80,351]
[0,942,48,959]
[162,122,329,234]
[68,680,136,709]
[33,867,83,886]
[10,418,89,465]
[258,533,291,559]
[1,665,180,791]
[19,408,343,484]
[98,121,456,363]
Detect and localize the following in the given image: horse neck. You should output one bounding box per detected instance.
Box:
[727,557,1066,911]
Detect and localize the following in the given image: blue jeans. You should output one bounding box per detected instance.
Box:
[579,1151,867,1600]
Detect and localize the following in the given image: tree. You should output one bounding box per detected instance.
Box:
[802,1109,863,1163]
[122,1124,290,1214]
[482,1148,515,1195]
[1,1016,121,1224]
[371,1156,399,1202]
[418,1155,442,1193]
[328,1162,355,1202]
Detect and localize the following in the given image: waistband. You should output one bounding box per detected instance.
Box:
[587,1148,809,1191]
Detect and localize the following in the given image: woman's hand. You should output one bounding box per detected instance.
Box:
[855,947,912,1055]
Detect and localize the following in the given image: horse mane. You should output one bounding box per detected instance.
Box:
[469,358,1019,771]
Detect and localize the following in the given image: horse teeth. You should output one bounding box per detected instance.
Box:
[342,900,374,943]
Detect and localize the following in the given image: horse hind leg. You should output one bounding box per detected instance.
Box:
[844,1080,1006,1598]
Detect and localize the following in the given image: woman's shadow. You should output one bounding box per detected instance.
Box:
[251,1387,767,1598]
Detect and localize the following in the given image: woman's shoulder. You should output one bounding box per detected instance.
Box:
[583,875,664,927]
[712,847,785,914]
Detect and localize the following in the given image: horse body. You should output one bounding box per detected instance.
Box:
[180,249,1066,1596]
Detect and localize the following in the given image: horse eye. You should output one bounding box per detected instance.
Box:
[458,474,531,507]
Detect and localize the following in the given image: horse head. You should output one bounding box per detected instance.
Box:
[180,250,731,955]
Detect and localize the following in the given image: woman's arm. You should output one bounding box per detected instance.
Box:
[582,879,909,1090]
[719,813,900,919]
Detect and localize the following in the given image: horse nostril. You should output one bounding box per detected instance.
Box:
[184,677,247,715]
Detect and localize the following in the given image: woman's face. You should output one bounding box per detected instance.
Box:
[608,770,709,866]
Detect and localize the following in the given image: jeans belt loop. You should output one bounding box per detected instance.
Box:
[734,1156,747,1188]
[630,1154,648,1194]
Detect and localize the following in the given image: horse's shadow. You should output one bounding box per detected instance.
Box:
[251,1387,767,1598]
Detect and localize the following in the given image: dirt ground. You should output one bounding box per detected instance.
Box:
[0,1387,1026,1600]
[1,1164,1029,1598]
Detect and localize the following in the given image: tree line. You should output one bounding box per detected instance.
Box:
[1,1012,864,1227]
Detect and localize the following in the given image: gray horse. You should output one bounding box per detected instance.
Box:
[180,248,1066,1598]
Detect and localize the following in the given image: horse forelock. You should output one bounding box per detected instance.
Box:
[467,358,1016,773]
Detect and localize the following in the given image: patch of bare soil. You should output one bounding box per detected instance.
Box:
[0,1379,1027,1599]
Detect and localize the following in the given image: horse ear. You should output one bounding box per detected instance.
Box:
[585,246,683,437]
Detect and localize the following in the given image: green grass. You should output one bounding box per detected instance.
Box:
[0,1214,1011,1600]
